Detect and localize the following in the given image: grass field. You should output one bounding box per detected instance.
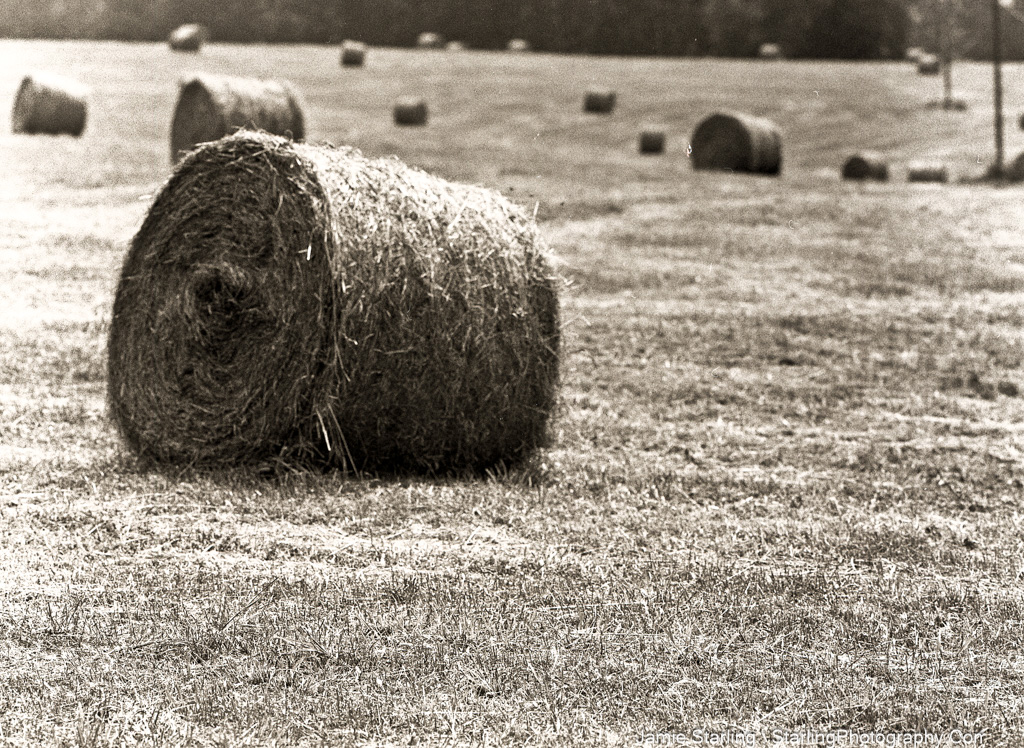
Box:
[2,39,1024,746]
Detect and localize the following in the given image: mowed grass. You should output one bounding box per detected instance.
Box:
[1,39,1024,745]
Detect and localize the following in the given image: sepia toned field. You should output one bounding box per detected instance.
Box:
[1,39,1024,746]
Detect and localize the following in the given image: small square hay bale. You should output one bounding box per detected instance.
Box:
[169,73,305,163]
[583,88,616,114]
[11,72,88,137]
[106,132,561,474]
[906,161,948,183]
[168,24,208,52]
[691,110,781,175]
[638,128,666,154]
[842,152,889,181]
[394,97,429,126]
[340,40,367,67]
[417,32,444,49]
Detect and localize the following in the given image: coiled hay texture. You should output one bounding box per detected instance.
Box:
[583,88,616,114]
[417,32,444,49]
[691,111,781,175]
[758,43,783,60]
[169,24,208,51]
[842,152,889,181]
[340,40,367,67]
[639,128,666,154]
[170,73,305,162]
[394,97,428,126]
[11,73,88,136]
[107,132,561,474]
[906,161,948,183]
[917,54,941,75]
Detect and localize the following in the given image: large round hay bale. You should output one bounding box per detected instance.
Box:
[394,97,428,126]
[169,73,305,163]
[583,88,616,114]
[638,127,666,154]
[168,23,208,52]
[417,32,444,49]
[690,111,782,175]
[758,43,783,60]
[340,40,367,67]
[906,161,948,183]
[917,54,941,75]
[106,131,560,474]
[507,38,531,53]
[842,152,889,181]
[11,73,88,137]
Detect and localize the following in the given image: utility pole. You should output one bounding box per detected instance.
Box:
[993,0,1005,176]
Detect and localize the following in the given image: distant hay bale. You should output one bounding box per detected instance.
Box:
[758,43,783,60]
[507,38,531,52]
[340,40,367,67]
[917,54,941,75]
[1006,152,1024,182]
[417,32,444,49]
[905,46,925,63]
[393,97,428,126]
[169,73,305,163]
[1017,113,1024,131]
[11,73,88,137]
[691,111,782,175]
[638,128,666,154]
[445,41,466,51]
[106,131,561,474]
[906,161,948,183]
[583,88,616,114]
[168,24,208,52]
[842,152,889,181]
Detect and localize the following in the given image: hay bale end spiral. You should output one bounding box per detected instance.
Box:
[691,111,782,175]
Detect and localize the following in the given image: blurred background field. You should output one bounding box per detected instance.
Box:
[2,39,1024,745]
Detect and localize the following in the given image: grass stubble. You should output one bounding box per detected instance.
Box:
[0,41,1023,745]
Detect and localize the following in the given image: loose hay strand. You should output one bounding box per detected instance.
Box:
[107,132,561,475]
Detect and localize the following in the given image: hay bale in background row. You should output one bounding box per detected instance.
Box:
[106,131,561,474]
[906,161,948,183]
[393,97,428,126]
[583,88,616,114]
[340,40,367,67]
[842,152,889,181]
[11,72,88,136]
[168,23,208,52]
[638,128,666,154]
[691,111,782,175]
[1017,113,1024,131]
[445,41,466,51]
[905,46,925,63]
[1006,152,1024,182]
[417,32,444,49]
[169,73,305,163]
[758,43,783,60]
[917,54,941,75]
[507,38,531,52]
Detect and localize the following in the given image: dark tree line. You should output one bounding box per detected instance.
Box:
[1,0,1022,60]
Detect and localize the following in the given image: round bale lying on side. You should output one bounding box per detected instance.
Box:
[906,161,948,183]
[507,38,531,52]
[106,131,561,474]
[168,24,208,52]
[11,73,88,137]
[340,40,367,67]
[394,97,428,126]
[417,32,444,49]
[169,73,305,163]
[446,41,466,51]
[758,43,783,60]
[583,88,616,114]
[917,54,941,75]
[842,152,889,181]
[691,111,782,175]
[639,128,666,154]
